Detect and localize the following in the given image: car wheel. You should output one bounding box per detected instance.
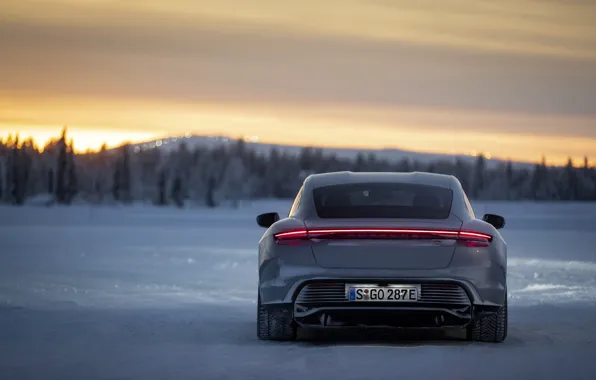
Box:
[257,295,297,341]
[467,297,508,343]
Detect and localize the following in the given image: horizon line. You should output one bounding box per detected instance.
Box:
[2,128,592,169]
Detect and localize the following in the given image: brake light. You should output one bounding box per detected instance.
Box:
[273,228,493,246]
[274,230,309,239]
[457,231,493,247]
[273,229,310,245]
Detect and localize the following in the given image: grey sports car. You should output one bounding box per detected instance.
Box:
[256,171,507,342]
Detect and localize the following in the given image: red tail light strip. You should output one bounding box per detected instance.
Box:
[459,231,493,240]
[274,228,492,245]
[308,228,460,236]
[274,230,309,239]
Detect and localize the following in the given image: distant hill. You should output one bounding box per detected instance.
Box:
[129,134,535,169]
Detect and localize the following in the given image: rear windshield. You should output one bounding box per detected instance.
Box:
[313,182,453,219]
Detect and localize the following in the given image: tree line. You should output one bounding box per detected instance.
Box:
[1,128,595,207]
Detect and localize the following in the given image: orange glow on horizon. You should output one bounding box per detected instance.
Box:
[2,93,595,166]
[2,125,595,167]
[1,96,595,167]
[0,126,159,153]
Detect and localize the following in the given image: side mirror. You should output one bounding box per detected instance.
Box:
[482,214,506,230]
[256,212,280,228]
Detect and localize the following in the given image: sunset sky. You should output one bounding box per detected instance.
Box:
[1,0,595,165]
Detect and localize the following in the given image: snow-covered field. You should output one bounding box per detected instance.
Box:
[1,201,595,379]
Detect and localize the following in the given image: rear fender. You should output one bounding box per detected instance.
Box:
[260,218,306,242]
[451,219,506,266]
[449,219,507,303]
[258,225,317,290]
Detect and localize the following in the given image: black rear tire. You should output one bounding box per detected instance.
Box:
[257,295,297,341]
[467,297,508,343]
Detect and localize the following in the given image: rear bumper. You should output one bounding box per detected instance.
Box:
[291,279,501,329]
[261,301,501,329]
[260,276,505,329]
[260,264,507,308]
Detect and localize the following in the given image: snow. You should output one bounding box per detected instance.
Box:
[1,201,596,379]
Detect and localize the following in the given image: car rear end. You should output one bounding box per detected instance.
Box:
[258,173,507,340]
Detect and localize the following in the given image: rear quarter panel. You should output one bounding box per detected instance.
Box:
[258,218,317,284]
[449,219,508,304]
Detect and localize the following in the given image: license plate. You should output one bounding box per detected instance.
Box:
[347,285,419,302]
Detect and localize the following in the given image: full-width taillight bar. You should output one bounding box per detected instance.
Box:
[274,228,493,247]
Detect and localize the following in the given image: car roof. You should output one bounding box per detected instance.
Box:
[304,171,456,190]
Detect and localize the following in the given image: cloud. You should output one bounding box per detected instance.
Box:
[2,18,595,112]
[5,0,595,57]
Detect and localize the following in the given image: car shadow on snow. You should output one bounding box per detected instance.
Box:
[297,327,475,347]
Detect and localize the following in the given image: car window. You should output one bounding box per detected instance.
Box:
[313,182,453,219]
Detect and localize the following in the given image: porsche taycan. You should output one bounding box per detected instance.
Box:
[256,171,507,342]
